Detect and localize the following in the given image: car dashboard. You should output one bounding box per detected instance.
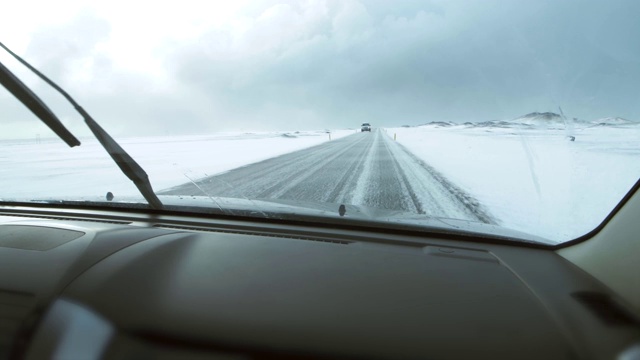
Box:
[0,205,639,360]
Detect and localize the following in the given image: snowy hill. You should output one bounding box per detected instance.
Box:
[591,117,639,126]
[410,112,638,130]
[418,121,455,127]
[467,120,513,128]
[509,112,565,127]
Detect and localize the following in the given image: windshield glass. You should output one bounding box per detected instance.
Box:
[1,0,639,245]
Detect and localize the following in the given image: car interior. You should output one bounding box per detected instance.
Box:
[1,3,639,359]
[1,179,639,359]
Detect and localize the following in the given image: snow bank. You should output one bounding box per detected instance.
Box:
[385,124,640,242]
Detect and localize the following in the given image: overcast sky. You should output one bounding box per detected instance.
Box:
[1,0,639,139]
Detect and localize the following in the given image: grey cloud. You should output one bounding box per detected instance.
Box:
[25,10,112,81]
[3,0,640,139]
[165,0,640,131]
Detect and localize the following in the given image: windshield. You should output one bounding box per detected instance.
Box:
[1,1,639,245]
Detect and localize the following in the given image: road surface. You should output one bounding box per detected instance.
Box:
[160,129,494,223]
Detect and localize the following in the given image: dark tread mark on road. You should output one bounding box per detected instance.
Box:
[380,137,425,214]
[325,135,374,203]
[261,135,368,199]
[159,134,363,198]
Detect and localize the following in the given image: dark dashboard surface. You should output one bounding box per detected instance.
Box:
[0,209,639,359]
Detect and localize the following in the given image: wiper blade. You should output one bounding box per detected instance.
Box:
[0,56,80,147]
[83,115,163,209]
[0,41,163,209]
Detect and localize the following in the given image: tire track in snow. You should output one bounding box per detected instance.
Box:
[256,135,368,199]
[383,134,495,223]
[160,129,495,224]
[380,136,425,214]
[161,134,366,199]
[356,131,417,212]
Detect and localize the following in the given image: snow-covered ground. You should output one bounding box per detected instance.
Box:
[386,120,640,242]
[2,118,639,243]
[1,129,355,200]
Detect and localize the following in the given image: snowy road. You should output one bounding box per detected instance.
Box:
[160,129,494,223]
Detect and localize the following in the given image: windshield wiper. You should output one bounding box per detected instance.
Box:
[0,41,163,209]
[0,58,80,147]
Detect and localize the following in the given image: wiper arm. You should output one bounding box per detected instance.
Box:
[0,57,80,147]
[83,116,163,209]
[0,41,163,209]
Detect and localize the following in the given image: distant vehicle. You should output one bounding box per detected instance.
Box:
[361,123,371,132]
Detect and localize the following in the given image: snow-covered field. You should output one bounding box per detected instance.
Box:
[2,116,639,243]
[387,118,640,242]
[1,129,354,200]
